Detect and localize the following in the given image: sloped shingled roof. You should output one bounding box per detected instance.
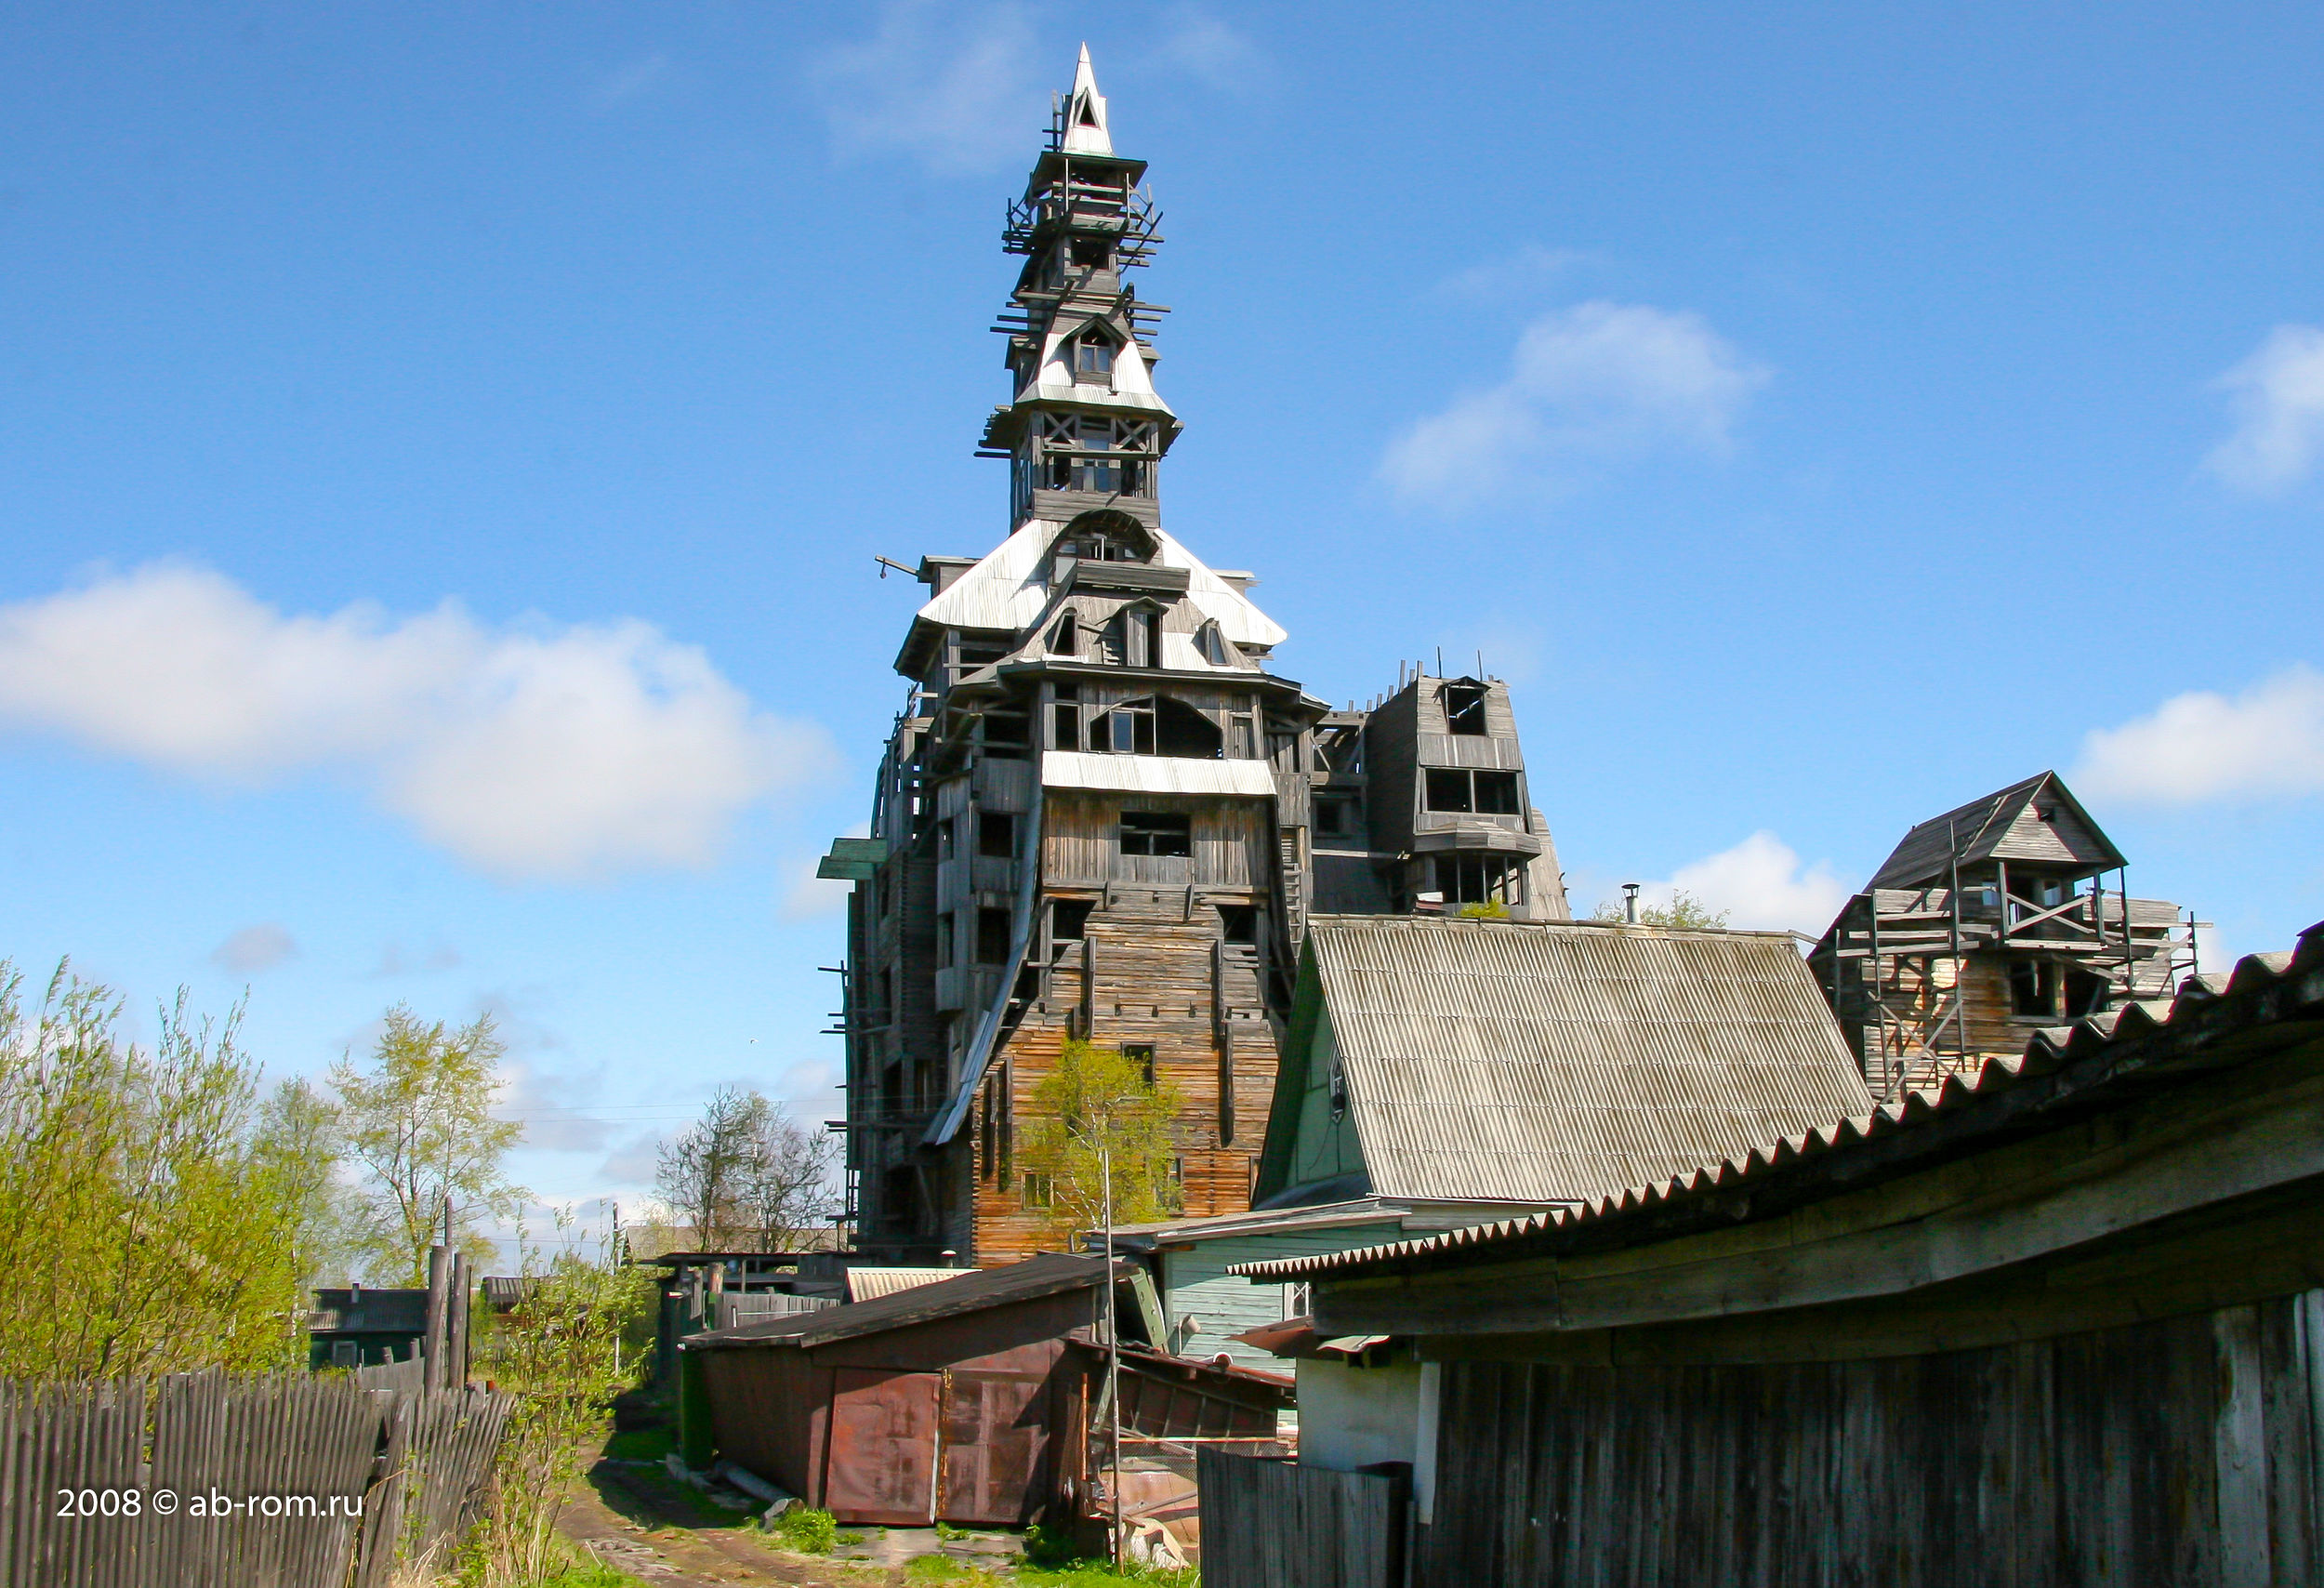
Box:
[1235,920,2324,1284]
[1288,915,1875,1204]
[684,1251,1126,1351]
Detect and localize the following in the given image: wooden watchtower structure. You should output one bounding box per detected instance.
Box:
[1808,771,2199,1098]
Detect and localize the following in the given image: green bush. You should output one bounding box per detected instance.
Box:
[762,1505,838,1554]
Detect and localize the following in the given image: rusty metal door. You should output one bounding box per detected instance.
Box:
[939,1369,1050,1525]
[823,1369,941,1526]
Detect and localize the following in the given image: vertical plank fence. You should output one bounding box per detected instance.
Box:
[1196,1448,1406,1588]
[0,1370,512,1587]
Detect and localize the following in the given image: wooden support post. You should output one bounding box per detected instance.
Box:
[447,1251,470,1389]
[422,1245,448,1393]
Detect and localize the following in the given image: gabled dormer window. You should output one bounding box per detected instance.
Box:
[1195,621,1232,667]
[1074,332,1116,382]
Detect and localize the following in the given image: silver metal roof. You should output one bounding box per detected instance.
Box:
[1306,915,1874,1205]
[1236,919,2324,1284]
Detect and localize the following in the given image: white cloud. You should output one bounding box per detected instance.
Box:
[212,922,297,974]
[499,1057,611,1155]
[781,855,854,922]
[0,563,837,882]
[1382,301,1770,509]
[810,2,1045,176]
[1437,245,1591,303]
[2076,665,2324,803]
[1597,831,1848,935]
[1155,7,1261,88]
[2204,324,2324,496]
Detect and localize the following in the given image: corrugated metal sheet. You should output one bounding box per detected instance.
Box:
[1041,749,1277,797]
[1306,915,1873,1207]
[1237,920,2324,1283]
[690,1252,1130,1350]
[845,1267,961,1303]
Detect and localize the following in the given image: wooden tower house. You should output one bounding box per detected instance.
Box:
[1808,771,2199,1098]
[820,51,1573,1264]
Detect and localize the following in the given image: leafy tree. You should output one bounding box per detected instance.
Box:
[656,1084,840,1251]
[1016,1039,1184,1249]
[1590,889,1733,930]
[0,959,312,1376]
[250,1075,358,1289]
[331,1005,523,1285]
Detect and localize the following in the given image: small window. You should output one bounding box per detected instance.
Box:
[1052,700,1082,750]
[1103,699,1157,754]
[1023,1172,1054,1209]
[1314,797,1356,839]
[1444,682,1489,735]
[1195,622,1231,666]
[1070,237,1111,269]
[2010,960,2059,1017]
[1424,769,1473,813]
[976,907,1012,964]
[1050,615,1079,656]
[937,818,957,860]
[1436,855,1525,906]
[1282,1282,1313,1321]
[1076,335,1116,377]
[1473,771,1522,815]
[1050,899,1094,943]
[1119,812,1192,857]
[1217,905,1259,946]
[1123,1042,1156,1085]
[1112,607,1155,668]
[331,1340,359,1369]
[979,812,1016,859]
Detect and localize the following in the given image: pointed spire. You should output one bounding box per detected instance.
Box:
[1062,44,1113,156]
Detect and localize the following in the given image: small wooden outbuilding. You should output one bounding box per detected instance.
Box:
[685,1251,1287,1529]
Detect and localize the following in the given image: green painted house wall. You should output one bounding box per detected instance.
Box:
[1157,1222,1403,1371]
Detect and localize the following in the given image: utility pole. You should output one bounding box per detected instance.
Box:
[1103,1144,1123,1571]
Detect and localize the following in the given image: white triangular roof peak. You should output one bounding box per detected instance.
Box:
[1063,45,1113,156]
[917,519,1287,652]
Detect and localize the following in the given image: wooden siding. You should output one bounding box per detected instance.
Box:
[1040,790,1272,888]
[1199,1449,1407,1588]
[1158,1224,1402,1370]
[1414,1295,2324,1587]
[970,886,1282,1264]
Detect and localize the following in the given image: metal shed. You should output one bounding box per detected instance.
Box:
[684,1251,1287,1529]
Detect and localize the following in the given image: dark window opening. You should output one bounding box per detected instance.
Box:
[1435,855,1525,906]
[1050,615,1079,655]
[1473,771,1521,815]
[1123,1043,1156,1085]
[1155,697,1224,759]
[1444,682,1489,735]
[982,710,1029,759]
[1218,1036,1236,1146]
[1119,812,1193,857]
[1070,237,1111,269]
[1052,700,1082,750]
[1023,1172,1053,1209]
[1218,905,1259,946]
[978,812,1016,858]
[1050,899,1094,943]
[2010,959,2061,1017]
[1315,725,1365,774]
[1230,713,1260,760]
[1314,797,1356,840]
[1425,769,1473,813]
[976,906,1012,965]
[2066,968,2112,1018]
[937,819,957,861]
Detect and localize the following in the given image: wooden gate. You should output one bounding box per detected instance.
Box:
[823,1370,941,1526]
[939,1369,1049,1526]
[1195,1449,1406,1588]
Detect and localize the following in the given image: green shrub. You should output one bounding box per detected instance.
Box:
[762,1505,838,1554]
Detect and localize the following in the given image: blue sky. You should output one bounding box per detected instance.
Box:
[4,4,2321,1249]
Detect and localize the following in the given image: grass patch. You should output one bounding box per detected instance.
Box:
[1016,1566,1198,1587]
[760,1505,839,1554]
[904,1555,979,1580]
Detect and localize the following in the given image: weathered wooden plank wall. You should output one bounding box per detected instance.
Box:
[1416,1294,2324,1587]
[1197,1449,1406,1588]
[0,1371,510,1588]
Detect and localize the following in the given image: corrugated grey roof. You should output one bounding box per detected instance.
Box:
[1236,919,2324,1284]
[1865,770,2125,891]
[1307,915,1874,1205]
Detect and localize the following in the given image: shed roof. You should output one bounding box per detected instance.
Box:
[1866,770,2125,891]
[684,1252,1128,1351]
[1235,919,2324,1286]
[1264,916,1874,1206]
[844,1267,962,1303]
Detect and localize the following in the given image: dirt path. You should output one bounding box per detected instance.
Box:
[561,1461,898,1587]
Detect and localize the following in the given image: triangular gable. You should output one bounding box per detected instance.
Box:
[1868,771,2123,890]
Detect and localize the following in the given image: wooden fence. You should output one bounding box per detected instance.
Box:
[0,1369,512,1587]
[1195,1448,1406,1588]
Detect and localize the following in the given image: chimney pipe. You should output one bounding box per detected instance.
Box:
[1622,883,1641,924]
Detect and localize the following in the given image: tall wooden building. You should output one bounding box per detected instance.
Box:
[821,52,1569,1264]
[1808,771,2199,1098]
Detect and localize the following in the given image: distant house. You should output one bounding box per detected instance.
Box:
[1222,920,2324,1585]
[1809,771,2199,1096]
[306,1286,428,1370]
[1103,913,1877,1376]
[683,1251,1285,1533]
